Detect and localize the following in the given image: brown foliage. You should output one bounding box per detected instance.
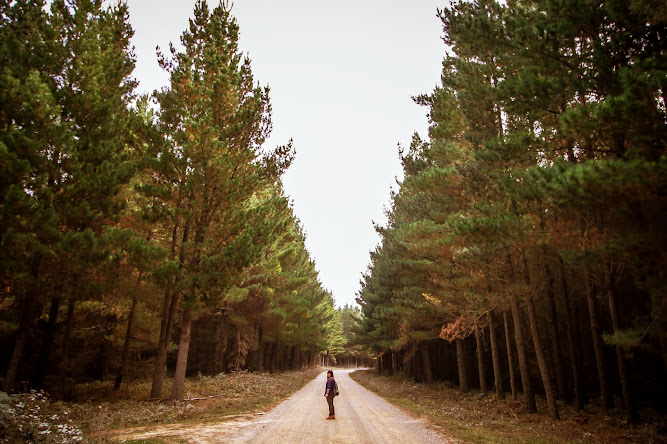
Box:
[439,315,478,342]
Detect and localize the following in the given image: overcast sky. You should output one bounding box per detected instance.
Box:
[126,0,446,307]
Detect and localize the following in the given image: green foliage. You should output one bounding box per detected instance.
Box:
[325,309,346,358]
[602,329,644,352]
[356,0,667,393]
[0,0,333,395]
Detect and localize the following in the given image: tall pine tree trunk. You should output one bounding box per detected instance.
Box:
[526,292,560,419]
[169,304,194,401]
[542,248,567,401]
[4,258,41,393]
[34,296,60,388]
[270,343,278,373]
[507,252,536,412]
[291,346,299,370]
[151,222,184,399]
[503,309,518,400]
[475,325,487,394]
[520,250,559,419]
[456,337,469,392]
[3,292,37,393]
[150,289,173,398]
[605,262,638,422]
[559,256,584,411]
[421,342,433,383]
[510,292,536,412]
[584,271,614,411]
[213,310,226,374]
[488,309,504,399]
[256,326,264,372]
[114,274,142,390]
[58,295,77,398]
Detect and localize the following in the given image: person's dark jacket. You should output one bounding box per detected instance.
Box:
[325,377,336,397]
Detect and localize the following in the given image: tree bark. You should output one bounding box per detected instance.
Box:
[264,342,270,373]
[4,257,42,393]
[421,342,433,383]
[605,262,638,422]
[503,309,518,400]
[584,271,614,411]
[213,311,226,374]
[34,296,61,388]
[151,221,184,399]
[559,256,584,411]
[526,293,560,419]
[542,248,567,401]
[58,295,77,399]
[3,292,38,393]
[456,337,469,392]
[169,305,194,401]
[291,346,299,370]
[114,274,142,390]
[509,292,536,412]
[488,310,504,399]
[520,249,559,420]
[150,289,173,398]
[508,250,535,410]
[475,325,487,394]
[256,326,264,372]
[270,343,277,373]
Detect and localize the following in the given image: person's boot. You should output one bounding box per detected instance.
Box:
[326,415,333,419]
[331,415,335,419]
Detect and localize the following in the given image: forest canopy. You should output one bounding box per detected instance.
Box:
[356,0,666,423]
[0,0,343,401]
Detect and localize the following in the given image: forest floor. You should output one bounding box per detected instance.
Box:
[107,369,453,443]
[349,369,667,444]
[1,367,322,443]
[2,367,666,443]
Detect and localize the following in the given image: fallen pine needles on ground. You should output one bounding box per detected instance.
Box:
[349,369,666,444]
[1,367,322,443]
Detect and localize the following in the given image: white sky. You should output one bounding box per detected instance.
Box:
[126,0,446,307]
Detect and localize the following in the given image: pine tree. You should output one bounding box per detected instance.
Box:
[147,0,293,400]
[0,0,137,392]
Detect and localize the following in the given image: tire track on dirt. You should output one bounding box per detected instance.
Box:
[111,369,457,443]
[235,369,454,443]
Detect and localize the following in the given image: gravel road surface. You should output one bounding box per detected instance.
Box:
[112,369,456,443]
[234,369,454,443]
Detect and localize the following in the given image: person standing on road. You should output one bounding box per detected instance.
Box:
[324,370,336,419]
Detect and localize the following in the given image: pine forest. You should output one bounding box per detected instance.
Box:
[0,0,353,400]
[356,0,666,424]
[0,0,666,440]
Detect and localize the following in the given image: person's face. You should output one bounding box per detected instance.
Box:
[327,373,332,378]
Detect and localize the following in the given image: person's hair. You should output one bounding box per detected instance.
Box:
[327,370,334,377]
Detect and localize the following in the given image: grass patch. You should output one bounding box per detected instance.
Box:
[349,369,666,444]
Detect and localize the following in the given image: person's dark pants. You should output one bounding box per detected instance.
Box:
[326,394,335,416]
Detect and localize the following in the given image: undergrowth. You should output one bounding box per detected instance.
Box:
[349,369,667,444]
[2,367,322,443]
[0,390,84,443]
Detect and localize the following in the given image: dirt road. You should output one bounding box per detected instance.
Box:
[112,369,456,443]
